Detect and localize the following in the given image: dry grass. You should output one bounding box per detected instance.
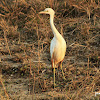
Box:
[0,0,100,100]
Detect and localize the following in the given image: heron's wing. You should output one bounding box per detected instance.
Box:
[50,37,66,64]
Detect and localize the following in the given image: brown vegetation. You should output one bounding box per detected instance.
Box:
[0,0,100,99]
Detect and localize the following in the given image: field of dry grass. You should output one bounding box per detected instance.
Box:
[0,0,100,100]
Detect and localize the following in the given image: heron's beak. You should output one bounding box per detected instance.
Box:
[39,11,48,14]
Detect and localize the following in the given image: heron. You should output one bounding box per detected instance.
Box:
[39,8,66,88]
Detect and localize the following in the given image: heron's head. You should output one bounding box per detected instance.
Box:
[39,8,55,16]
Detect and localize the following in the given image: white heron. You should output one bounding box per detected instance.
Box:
[39,8,66,88]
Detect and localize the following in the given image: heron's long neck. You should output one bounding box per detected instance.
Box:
[50,15,61,38]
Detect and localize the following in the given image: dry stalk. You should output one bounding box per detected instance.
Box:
[36,24,41,74]
[48,0,54,8]
[32,72,35,100]
[60,24,63,36]
[0,94,6,100]
[0,76,10,100]
[0,19,11,56]
[3,31,11,56]
[87,56,90,77]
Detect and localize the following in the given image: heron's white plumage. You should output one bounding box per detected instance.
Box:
[39,8,66,88]
[50,36,66,65]
[49,8,66,66]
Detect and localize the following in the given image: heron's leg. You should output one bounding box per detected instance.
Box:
[60,61,66,80]
[51,58,56,88]
[54,64,55,88]
[52,60,55,88]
